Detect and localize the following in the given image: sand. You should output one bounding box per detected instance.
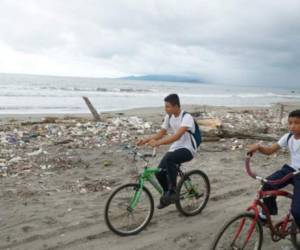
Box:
[0,104,299,250]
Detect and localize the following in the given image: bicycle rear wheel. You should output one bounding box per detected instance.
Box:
[291,220,300,249]
[104,183,154,236]
[210,212,263,250]
[176,169,210,216]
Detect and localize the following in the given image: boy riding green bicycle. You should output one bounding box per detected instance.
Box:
[137,93,200,209]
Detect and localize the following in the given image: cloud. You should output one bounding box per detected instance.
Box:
[0,0,299,86]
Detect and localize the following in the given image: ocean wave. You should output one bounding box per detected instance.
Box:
[179,92,300,99]
[37,86,154,93]
[0,106,82,110]
[1,90,300,99]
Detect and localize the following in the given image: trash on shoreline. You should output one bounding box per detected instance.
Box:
[0,106,289,178]
[0,115,153,178]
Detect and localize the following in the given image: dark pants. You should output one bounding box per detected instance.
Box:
[155,148,193,193]
[262,164,300,228]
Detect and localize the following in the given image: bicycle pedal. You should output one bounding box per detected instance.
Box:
[194,192,204,198]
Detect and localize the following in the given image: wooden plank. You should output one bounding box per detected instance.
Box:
[82,96,101,121]
[278,103,284,123]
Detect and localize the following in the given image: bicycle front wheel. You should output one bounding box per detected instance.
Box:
[176,169,210,216]
[291,220,300,249]
[104,183,154,236]
[210,212,263,250]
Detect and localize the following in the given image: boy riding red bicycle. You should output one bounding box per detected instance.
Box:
[210,110,300,249]
[247,109,300,231]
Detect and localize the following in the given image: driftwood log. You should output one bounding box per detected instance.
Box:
[202,129,278,142]
[219,130,278,141]
[82,96,101,121]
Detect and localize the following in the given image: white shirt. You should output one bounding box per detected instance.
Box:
[278,133,300,170]
[161,111,196,156]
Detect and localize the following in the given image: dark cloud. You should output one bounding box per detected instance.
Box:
[0,0,299,86]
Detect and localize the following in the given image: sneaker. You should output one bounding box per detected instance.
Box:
[157,200,171,209]
[157,195,171,209]
[258,212,267,225]
[164,191,178,203]
[156,191,177,209]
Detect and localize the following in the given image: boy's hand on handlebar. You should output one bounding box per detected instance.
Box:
[136,138,147,146]
[148,139,160,147]
[247,143,260,156]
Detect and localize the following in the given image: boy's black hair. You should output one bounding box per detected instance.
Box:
[164,93,180,107]
[289,110,300,118]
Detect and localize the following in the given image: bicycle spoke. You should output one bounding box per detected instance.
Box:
[176,170,210,216]
[291,221,300,249]
[212,213,262,250]
[119,212,131,228]
[105,184,154,235]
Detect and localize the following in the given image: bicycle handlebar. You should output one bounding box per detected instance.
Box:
[125,145,157,162]
[245,155,300,185]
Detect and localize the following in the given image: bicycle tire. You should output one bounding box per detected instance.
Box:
[104,183,154,236]
[210,212,263,250]
[291,220,300,249]
[175,169,210,216]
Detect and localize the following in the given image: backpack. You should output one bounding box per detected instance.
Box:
[287,132,293,144]
[168,111,202,149]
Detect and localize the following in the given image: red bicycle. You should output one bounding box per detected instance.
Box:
[210,155,300,250]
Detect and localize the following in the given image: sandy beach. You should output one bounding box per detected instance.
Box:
[1,103,299,250]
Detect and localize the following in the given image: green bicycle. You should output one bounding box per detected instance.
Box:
[104,146,210,236]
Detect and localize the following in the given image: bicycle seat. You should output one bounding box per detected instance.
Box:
[160,164,182,172]
[142,153,154,159]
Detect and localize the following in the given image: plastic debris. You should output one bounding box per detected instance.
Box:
[0,115,153,177]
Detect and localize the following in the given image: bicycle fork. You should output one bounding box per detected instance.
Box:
[234,218,258,249]
[232,208,260,248]
[128,179,145,212]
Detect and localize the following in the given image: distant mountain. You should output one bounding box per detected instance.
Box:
[119,74,203,83]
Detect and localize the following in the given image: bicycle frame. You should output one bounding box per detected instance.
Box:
[232,156,299,247]
[128,165,199,209]
[126,146,198,211]
[231,188,294,248]
[128,166,162,210]
[250,188,293,238]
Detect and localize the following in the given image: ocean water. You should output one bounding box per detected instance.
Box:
[0,73,299,114]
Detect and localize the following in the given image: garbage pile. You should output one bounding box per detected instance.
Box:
[0,107,289,177]
[0,116,153,177]
[191,107,289,152]
[74,177,115,194]
[194,108,287,139]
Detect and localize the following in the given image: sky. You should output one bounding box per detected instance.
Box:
[0,0,299,87]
